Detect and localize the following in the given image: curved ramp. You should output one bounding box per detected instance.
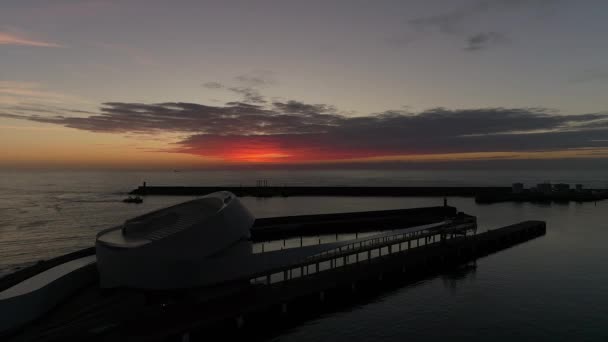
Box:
[0,255,97,334]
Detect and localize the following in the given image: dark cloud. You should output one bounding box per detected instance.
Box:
[272,100,336,115]
[3,100,608,161]
[0,100,342,135]
[464,32,509,51]
[1,103,96,116]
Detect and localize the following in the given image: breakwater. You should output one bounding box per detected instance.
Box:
[130,185,510,197]
[129,185,608,203]
[475,190,608,203]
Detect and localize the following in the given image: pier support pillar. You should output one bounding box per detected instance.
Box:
[351,282,357,293]
[281,303,288,314]
[319,291,325,302]
[181,332,190,342]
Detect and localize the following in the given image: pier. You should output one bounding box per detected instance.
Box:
[132,221,545,342]
[4,217,546,342]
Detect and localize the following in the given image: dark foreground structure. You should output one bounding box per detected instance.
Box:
[0,195,546,342]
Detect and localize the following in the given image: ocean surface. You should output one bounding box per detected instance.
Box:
[1,169,607,341]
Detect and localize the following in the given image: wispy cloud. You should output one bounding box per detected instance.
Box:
[464,32,509,51]
[202,82,224,89]
[409,0,558,34]
[405,0,559,50]
[0,81,85,105]
[227,87,267,104]
[0,31,62,47]
[234,70,277,87]
[203,71,278,104]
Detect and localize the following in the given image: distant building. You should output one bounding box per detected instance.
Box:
[554,183,570,193]
[576,184,584,192]
[537,183,552,195]
[512,183,524,194]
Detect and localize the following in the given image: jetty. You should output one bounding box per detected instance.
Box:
[2,218,545,342]
[2,217,546,341]
[130,184,509,197]
[0,193,547,342]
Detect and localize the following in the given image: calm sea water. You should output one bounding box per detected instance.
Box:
[1,169,607,341]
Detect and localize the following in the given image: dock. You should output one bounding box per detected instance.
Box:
[4,216,546,342]
[123,221,545,342]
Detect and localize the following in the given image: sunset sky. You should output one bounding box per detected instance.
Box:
[1,0,608,169]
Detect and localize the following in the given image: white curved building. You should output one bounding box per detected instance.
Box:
[96,191,255,289]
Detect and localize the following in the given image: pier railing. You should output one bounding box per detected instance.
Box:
[249,217,477,286]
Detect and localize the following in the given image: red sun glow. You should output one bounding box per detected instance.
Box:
[186,138,297,163]
[177,135,395,163]
[225,149,292,162]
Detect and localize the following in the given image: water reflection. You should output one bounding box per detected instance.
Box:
[440,262,477,292]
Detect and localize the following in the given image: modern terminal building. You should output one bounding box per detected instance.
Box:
[96,191,255,289]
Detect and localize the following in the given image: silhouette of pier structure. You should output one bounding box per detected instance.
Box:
[2,206,546,342]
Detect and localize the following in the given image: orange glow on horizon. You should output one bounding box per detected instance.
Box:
[221,146,292,162]
[3,124,608,169]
